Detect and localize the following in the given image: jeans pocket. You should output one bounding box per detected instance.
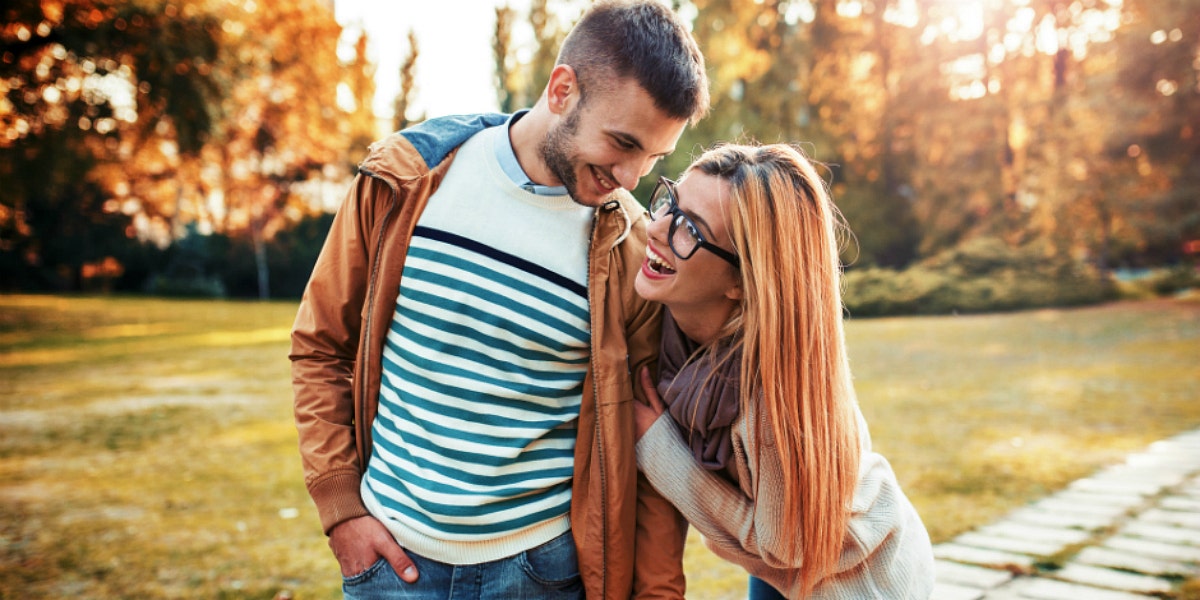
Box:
[519,531,582,591]
[342,557,391,587]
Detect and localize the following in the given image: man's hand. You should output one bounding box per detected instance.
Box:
[328,515,419,583]
[634,366,667,442]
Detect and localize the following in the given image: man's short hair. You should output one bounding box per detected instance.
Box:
[557,0,710,124]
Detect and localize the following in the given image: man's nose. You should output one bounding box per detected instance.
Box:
[612,155,657,191]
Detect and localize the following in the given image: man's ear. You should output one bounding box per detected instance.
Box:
[545,64,579,116]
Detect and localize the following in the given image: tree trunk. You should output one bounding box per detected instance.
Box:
[253,221,270,300]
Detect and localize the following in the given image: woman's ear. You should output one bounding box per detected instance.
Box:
[725,283,743,302]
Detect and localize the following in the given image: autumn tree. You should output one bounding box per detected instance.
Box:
[1091,0,1200,266]
[492,0,572,116]
[684,0,1194,275]
[345,28,378,165]
[493,5,520,113]
[2,0,368,296]
[206,0,348,299]
[0,0,223,290]
[527,0,569,100]
[680,0,922,267]
[393,29,419,132]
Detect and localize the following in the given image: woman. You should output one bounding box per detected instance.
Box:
[633,143,935,599]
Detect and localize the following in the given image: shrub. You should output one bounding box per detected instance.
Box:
[843,237,1117,317]
[1148,265,1200,296]
[143,273,228,298]
[1113,265,1200,300]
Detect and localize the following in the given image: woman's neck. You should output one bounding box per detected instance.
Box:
[668,302,736,346]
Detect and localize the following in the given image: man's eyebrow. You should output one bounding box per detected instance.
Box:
[613,130,677,158]
[611,131,645,150]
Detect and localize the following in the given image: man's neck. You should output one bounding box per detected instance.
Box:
[507,103,560,187]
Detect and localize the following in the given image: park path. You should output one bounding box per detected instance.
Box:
[930,428,1200,599]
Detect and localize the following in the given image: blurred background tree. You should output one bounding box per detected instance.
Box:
[392,29,419,132]
[493,0,571,112]
[2,0,364,298]
[1,0,223,291]
[2,0,1196,310]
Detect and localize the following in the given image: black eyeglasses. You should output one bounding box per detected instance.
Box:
[647,176,740,269]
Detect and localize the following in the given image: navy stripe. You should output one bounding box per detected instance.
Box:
[408,245,588,322]
[414,226,587,299]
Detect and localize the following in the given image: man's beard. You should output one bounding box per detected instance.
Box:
[539,105,584,202]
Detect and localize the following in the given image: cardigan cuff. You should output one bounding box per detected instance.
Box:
[635,413,694,491]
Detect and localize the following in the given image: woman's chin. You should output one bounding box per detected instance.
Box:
[634,272,663,304]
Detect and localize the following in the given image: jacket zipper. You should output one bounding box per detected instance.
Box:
[588,204,608,598]
[357,168,398,463]
[593,199,624,598]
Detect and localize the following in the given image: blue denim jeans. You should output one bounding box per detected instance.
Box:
[748,575,787,600]
[342,530,583,600]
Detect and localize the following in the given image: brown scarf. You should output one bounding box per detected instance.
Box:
[657,310,742,484]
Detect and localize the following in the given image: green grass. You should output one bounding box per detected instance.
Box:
[2,294,1198,599]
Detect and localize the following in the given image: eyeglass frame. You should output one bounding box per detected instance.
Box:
[647,176,740,269]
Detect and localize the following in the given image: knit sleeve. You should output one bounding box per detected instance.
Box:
[636,413,767,559]
[637,409,806,568]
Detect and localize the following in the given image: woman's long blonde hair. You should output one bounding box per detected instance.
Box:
[691,143,861,596]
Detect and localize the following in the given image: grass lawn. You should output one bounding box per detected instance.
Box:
[1,294,1198,599]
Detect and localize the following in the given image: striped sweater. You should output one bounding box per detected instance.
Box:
[361,124,594,564]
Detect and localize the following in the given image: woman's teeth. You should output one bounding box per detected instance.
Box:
[647,248,676,275]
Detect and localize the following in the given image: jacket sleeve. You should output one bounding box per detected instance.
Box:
[289,173,386,534]
[623,215,689,599]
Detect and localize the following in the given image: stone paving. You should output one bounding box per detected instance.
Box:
[930,428,1200,599]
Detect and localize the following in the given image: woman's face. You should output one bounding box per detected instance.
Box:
[635,171,742,328]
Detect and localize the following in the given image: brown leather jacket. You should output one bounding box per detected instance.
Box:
[290,114,686,598]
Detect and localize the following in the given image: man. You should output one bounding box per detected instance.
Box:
[289,1,709,598]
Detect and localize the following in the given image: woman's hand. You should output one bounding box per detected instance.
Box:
[634,366,667,441]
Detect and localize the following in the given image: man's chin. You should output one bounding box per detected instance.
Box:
[571,189,618,208]
[562,182,598,208]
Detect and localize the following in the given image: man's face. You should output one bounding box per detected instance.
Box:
[540,77,690,208]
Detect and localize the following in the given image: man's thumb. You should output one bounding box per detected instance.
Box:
[384,547,418,583]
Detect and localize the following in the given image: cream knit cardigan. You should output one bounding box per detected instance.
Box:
[636,400,936,599]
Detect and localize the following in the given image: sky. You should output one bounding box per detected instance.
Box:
[333,1,531,123]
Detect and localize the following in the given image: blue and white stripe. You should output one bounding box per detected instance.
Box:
[365,225,590,544]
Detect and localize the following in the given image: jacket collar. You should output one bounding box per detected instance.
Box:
[359,111,644,250]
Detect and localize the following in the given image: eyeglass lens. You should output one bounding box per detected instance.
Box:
[650,181,701,260]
